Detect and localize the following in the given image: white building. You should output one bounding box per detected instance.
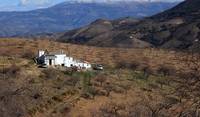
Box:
[37,50,91,69]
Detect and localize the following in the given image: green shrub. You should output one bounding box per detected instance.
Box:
[72,71,95,79]
[77,71,97,99]
[135,72,149,80]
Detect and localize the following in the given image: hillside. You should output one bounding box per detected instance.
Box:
[57,0,200,51]
[1,38,200,117]
[0,1,178,37]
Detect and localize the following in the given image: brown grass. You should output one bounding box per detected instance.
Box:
[0,38,199,117]
[0,38,189,73]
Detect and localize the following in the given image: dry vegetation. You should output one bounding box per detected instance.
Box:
[0,38,200,117]
[0,38,188,70]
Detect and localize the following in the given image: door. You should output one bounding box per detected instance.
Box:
[49,59,52,66]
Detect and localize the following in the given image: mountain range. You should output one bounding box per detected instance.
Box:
[57,0,200,51]
[0,1,178,37]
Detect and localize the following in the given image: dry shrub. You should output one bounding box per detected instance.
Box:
[103,82,113,97]
[94,74,107,86]
[128,103,152,117]
[148,83,160,90]
[42,68,60,79]
[95,102,126,117]
[81,86,98,99]
[129,98,173,117]
[136,64,152,80]
[64,77,80,87]
[92,101,154,117]
[21,50,35,59]
[0,83,28,117]
[52,95,63,102]
[157,65,176,76]
[94,89,107,96]
[59,104,71,115]
[2,64,21,78]
[0,49,11,56]
[116,61,139,70]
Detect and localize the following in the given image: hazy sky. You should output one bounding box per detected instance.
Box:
[0,0,184,11]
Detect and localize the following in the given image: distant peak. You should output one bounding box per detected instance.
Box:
[64,0,183,3]
[91,19,111,25]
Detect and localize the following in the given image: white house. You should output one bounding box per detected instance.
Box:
[37,50,91,69]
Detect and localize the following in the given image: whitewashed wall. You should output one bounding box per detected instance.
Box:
[40,53,91,69]
[64,57,75,67]
[55,55,66,65]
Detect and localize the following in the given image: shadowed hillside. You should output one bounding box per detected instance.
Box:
[57,0,200,52]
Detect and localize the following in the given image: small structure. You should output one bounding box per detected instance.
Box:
[37,50,91,69]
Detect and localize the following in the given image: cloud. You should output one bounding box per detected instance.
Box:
[20,0,28,5]
[18,0,183,6]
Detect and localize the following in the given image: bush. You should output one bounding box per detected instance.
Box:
[64,67,78,75]
[72,71,95,79]
[78,71,97,99]
[42,68,60,79]
[22,50,35,59]
[157,65,175,76]
[59,104,71,115]
[95,102,126,117]
[94,74,107,86]
[81,76,91,98]
[139,65,152,80]
[3,64,21,78]
[156,79,168,89]
[52,95,63,102]
[81,86,97,99]
[104,82,113,97]
[135,72,149,81]
[116,61,139,70]
[65,77,80,87]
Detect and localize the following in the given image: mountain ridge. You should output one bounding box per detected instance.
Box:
[0,1,178,37]
[57,0,200,51]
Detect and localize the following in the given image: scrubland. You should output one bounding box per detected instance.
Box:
[0,38,200,117]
